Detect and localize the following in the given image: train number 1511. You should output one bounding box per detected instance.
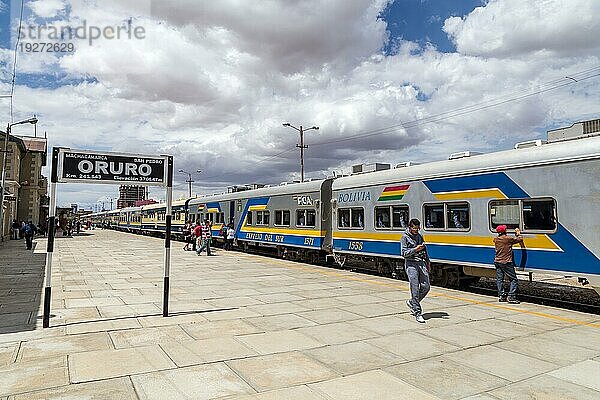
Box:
[348,241,363,251]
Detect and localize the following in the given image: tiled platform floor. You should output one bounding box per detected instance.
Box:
[1,230,599,399]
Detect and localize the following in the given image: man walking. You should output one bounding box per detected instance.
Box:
[494,225,523,304]
[401,218,430,323]
[11,219,19,240]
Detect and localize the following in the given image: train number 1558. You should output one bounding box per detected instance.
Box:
[348,241,363,251]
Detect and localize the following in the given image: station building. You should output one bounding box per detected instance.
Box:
[0,131,48,241]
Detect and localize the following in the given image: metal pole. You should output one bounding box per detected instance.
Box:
[43,147,60,328]
[0,124,10,241]
[162,155,173,317]
[187,173,192,198]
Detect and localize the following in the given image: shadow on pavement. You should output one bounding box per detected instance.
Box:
[0,237,46,334]
[422,311,450,320]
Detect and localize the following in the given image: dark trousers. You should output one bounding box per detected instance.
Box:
[495,262,518,299]
[25,234,33,250]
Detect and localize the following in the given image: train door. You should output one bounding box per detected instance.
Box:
[229,200,235,225]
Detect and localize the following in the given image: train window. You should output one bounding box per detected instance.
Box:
[306,210,316,227]
[338,209,349,228]
[256,211,263,225]
[237,200,242,212]
[446,202,470,230]
[263,211,270,225]
[375,207,391,229]
[523,199,556,231]
[489,200,520,230]
[275,210,290,226]
[247,211,253,225]
[424,204,444,229]
[392,205,409,229]
[351,208,364,229]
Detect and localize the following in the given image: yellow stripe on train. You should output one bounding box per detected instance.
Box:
[433,188,506,200]
[333,231,560,251]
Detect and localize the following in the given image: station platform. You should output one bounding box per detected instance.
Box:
[1,230,599,399]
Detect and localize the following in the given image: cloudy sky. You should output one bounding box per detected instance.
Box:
[1,0,599,209]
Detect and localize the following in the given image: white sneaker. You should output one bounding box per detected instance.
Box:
[415,315,426,323]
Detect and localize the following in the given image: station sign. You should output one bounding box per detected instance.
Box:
[56,149,169,186]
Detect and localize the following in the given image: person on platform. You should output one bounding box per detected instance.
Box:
[401,218,430,323]
[494,225,523,304]
[23,221,37,250]
[11,219,19,240]
[196,219,212,256]
[182,221,193,251]
[225,222,235,250]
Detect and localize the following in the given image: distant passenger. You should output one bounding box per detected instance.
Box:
[12,219,19,240]
[493,225,523,304]
[401,218,430,323]
[182,221,192,251]
[225,222,235,250]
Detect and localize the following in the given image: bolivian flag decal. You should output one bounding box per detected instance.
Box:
[378,184,410,201]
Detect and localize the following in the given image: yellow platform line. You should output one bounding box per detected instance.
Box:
[254,257,599,329]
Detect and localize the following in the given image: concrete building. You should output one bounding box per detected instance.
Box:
[0,131,47,241]
[117,185,147,209]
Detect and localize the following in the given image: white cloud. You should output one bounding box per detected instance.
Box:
[443,0,600,58]
[2,0,599,207]
[28,0,66,18]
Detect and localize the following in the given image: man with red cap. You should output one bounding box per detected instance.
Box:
[494,225,523,303]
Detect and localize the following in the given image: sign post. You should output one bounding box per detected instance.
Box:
[43,148,173,328]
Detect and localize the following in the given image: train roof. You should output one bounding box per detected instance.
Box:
[188,179,331,206]
[332,135,600,191]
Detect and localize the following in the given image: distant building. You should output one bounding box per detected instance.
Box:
[134,199,157,207]
[0,131,47,240]
[117,185,148,209]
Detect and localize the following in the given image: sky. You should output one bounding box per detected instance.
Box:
[1,0,599,210]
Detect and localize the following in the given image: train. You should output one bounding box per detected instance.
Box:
[88,128,600,294]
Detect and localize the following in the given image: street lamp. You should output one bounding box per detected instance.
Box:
[178,169,202,197]
[1,117,38,240]
[282,122,319,182]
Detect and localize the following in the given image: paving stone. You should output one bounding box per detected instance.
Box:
[11,377,138,399]
[366,331,461,361]
[246,302,310,317]
[489,373,600,400]
[494,334,599,366]
[65,317,142,334]
[385,356,510,400]
[0,356,68,397]
[0,313,31,328]
[227,351,339,391]
[533,326,600,350]
[308,369,440,400]
[445,345,558,382]
[160,337,258,366]
[237,329,324,354]
[244,314,317,331]
[223,385,327,399]
[457,318,543,339]
[18,332,113,361]
[110,325,192,348]
[290,297,351,310]
[64,297,124,308]
[348,315,419,335]
[132,362,256,400]
[296,308,362,324]
[203,308,263,321]
[296,321,379,345]
[303,341,401,374]
[548,359,600,391]
[419,323,504,348]
[180,319,262,339]
[68,345,176,383]
[0,345,17,366]
[137,312,209,327]
[339,303,398,318]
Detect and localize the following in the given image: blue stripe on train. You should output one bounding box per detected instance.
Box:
[334,223,599,275]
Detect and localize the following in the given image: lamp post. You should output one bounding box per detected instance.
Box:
[282,122,319,182]
[1,117,38,241]
[178,169,202,197]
